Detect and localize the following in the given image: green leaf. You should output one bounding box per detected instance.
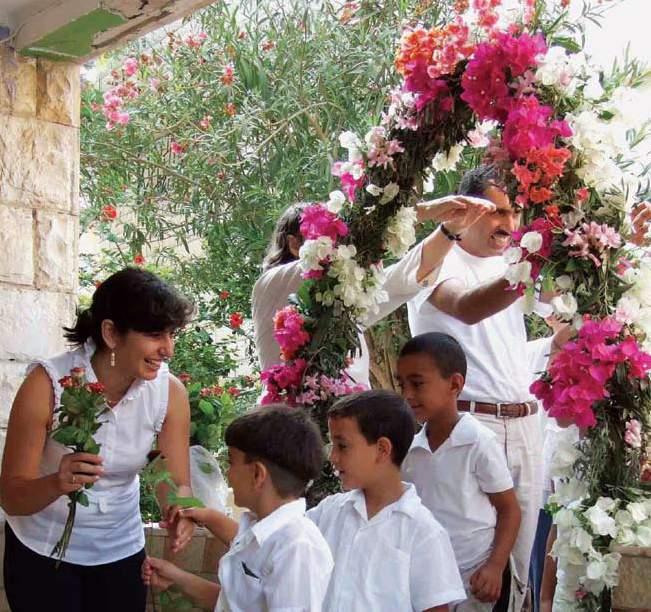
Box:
[198,399,215,416]
[199,461,215,474]
[77,492,90,507]
[167,492,205,508]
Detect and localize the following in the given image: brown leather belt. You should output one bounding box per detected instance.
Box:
[458,400,538,419]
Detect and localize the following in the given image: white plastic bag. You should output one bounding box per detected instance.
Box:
[189,445,228,512]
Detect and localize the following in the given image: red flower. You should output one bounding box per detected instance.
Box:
[59,376,75,388]
[227,386,240,397]
[134,254,145,266]
[261,40,275,52]
[229,312,244,329]
[86,382,106,395]
[71,367,86,379]
[220,65,235,86]
[101,205,118,221]
[224,102,237,117]
[219,290,231,300]
[178,373,192,384]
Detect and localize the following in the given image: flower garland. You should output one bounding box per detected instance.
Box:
[259,3,651,603]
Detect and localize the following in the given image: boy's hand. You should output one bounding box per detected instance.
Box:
[469,560,503,602]
[160,505,195,553]
[180,506,215,527]
[142,556,179,591]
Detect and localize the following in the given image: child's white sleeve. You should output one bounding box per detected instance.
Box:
[410,526,467,610]
[475,436,514,494]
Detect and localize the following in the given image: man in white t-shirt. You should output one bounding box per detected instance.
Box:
[407,165,567,611]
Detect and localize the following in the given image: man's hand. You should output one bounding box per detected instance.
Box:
[417,195,495,234]
[630,201,651,247]
[142,556,179,591]
[469,560,503,602]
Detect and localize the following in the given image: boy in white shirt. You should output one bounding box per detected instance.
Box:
[142,405,333,611]
[309,389,466,612]
[398,333,521,611]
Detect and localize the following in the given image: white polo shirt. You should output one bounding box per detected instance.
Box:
[402,414,514,572]
[407,243,536,403]
[307,483,466,612]
[215,499,333,612]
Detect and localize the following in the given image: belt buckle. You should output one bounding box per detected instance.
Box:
[495,402,503,418]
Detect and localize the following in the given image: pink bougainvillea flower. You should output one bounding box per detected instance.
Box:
[273,306,311,361]
[299,204,348,241]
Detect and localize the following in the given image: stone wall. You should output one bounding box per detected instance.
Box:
[0,46,80,453]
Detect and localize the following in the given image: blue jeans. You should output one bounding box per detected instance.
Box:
[529,508,553,612]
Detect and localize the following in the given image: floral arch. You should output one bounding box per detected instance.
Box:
[261,0,651,608]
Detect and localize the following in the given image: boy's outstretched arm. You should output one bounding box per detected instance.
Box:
[470,488,521,603]
[181,507,239,545]
[143,556,220,610]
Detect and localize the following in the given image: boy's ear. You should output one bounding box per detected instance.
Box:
[376,436,394,463]
[450,372,465,397]
[252,460,269,489]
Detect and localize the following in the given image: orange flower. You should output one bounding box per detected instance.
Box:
[224,102,237,117]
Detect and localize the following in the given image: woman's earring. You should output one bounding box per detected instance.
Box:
[110,351,116,367]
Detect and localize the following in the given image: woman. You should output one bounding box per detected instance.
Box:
[252,195,494,387]
[0,267,195,612]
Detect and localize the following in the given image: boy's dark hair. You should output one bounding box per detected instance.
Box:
[458,164,501,198]
[399,332,467,380]
[64,267,194,349]
[225,404,324,497]
[328,390,416,467]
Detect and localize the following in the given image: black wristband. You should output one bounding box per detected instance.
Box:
[440,223,462,242]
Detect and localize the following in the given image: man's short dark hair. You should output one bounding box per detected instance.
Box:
[328,390,416,467]
[399,332,467,380]
[225,405,324,497]
[458,164,501,198]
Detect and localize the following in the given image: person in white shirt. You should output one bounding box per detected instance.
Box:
[398,333,521,611]
[252,196,495,387]
[406,165,571,611]
[143,405,333,611]
[309,389,466,612]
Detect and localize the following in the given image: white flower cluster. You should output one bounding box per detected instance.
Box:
[549,434,651,607]
[535,47,599,98]
[616,259,651,351]
[383,206,417,258]
[299,239,389,320]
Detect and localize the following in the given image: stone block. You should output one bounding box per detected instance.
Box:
[0,49,37,117]
[0,361,28,428]
[612,545,651,610]
[35,211,77,291]
[0,206,34,285]
[0,115,78,212]
[0,287,75,361]
[36,60,80,127]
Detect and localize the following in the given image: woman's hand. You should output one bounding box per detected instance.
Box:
[160,504,195,554]
[630,201,651,247]
[417,195,496,234]
[56,452,104,495]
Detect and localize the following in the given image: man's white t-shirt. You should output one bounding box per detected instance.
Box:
[307,483,466,612]
[402,414,514,572]
[215,499,333,612]
[407,243,536,403]
[253,242,438,388]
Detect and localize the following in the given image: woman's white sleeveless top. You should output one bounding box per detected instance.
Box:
[6,340,169,565]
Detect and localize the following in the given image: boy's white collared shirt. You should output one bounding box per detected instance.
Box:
[307,483,465,612]
[402,413,514,572]
[215,498,333,612]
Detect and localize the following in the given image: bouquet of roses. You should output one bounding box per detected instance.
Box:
[51,367,108,561]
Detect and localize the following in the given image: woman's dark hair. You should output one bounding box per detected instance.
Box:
[399,332,467,380]
[458,164,501,198]
[262,203,307,271]
[225,404,324,497]
[328,390,417,467]
[64,267,194,348]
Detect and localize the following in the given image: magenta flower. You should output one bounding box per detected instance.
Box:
[300,204,349,241]
[273,306,311,361]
